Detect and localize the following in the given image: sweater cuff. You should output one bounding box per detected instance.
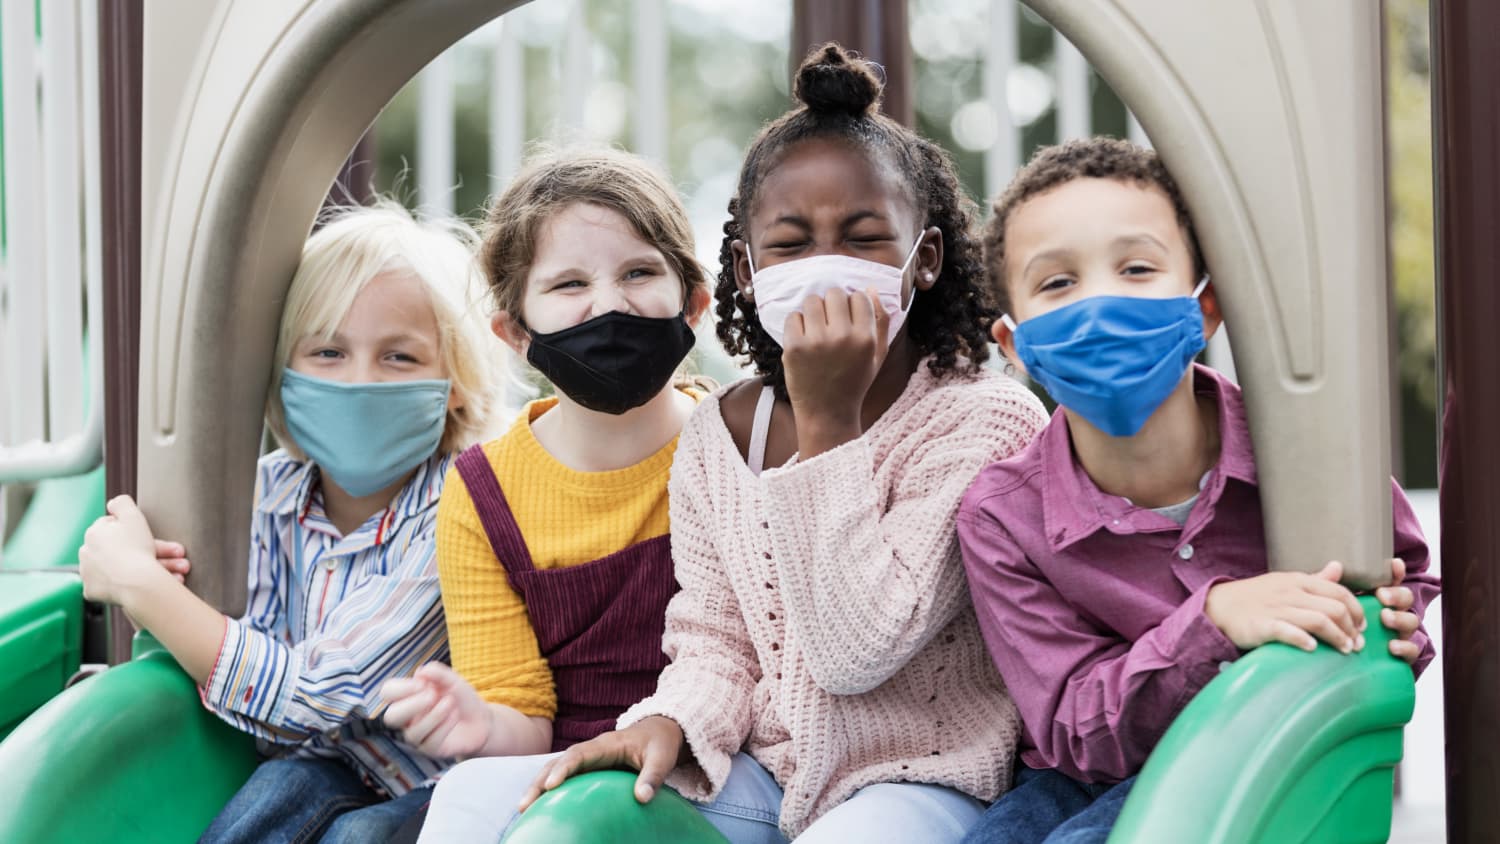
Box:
[204,620,296,728]
[618,686,738,802]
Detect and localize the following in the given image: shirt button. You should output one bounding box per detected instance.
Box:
[323,559,336,570]
[384,763,400,777]
[1178,543,1194,560]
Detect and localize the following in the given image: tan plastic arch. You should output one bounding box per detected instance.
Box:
[1024,1,1392,589]
[140,0,1391,614]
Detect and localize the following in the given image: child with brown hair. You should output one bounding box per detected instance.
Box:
[957,137,1439,843]
[377,147,713,840]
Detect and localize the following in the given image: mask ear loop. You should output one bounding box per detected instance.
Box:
[1191,274,1210,298]
[897,232,928,312]
[741,241,757,300]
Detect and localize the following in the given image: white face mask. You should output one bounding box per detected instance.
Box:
[746,234,926,348]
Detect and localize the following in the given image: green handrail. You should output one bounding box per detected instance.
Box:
[1110,596,1412,843]
[504,770,730,843]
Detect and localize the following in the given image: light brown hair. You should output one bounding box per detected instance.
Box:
[480,147,709,323]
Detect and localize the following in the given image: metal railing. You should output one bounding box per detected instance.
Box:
[0,0,106,484]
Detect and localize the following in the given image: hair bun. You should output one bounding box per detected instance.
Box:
[793,43,882,117]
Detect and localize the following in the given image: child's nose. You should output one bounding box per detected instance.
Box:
[590,286,632,317]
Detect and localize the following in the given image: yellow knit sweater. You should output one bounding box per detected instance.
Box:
[435,396,680,718]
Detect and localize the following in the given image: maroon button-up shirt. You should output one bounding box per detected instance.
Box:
[957,365,1439,784]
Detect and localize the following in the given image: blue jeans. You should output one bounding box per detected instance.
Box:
[960,767,1135,844]
[420,752,985,843]
[199,756,433,844]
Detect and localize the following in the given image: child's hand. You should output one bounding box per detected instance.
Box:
[781,288,890,443]
[78,496,170,607]
[519,715,685,810]
[154,540,191,583]
[1206,561,1367,654]
[1376,557,1422,664]
[382,662,493,759]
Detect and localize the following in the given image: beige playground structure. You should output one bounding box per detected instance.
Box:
[137,0,1394,618]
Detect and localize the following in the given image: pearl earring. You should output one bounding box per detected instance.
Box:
[741,284,754,301]
[923,271,936,282]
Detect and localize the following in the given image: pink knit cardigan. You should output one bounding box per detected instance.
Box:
[619,362,1048,836]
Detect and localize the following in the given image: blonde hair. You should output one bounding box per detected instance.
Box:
[480,146,709,323]
[266,200,501,459]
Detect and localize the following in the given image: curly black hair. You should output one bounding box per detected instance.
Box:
[714,43,995,398]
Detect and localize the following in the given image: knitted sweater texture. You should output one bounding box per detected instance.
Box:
[619,363,1047,836]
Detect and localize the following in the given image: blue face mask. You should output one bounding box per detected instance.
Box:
[1003,278,1209,437]
[279,368,450,497]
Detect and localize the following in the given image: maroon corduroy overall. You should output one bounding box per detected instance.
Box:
[454,445,677,751]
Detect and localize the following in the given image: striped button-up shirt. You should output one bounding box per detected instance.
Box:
[202,449,454,796]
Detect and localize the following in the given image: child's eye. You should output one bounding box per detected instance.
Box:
[1039,276,1074,293]
[624,266,660,281]
[310,348,343,360]
[1122,264,1157,276]
[552,279,587,291]
[387,353,420,364]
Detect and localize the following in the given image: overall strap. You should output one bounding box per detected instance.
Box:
[747,385,776,476]
[453,444,535,573]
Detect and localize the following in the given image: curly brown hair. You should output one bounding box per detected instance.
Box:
[714,43,995,398]
[983,137,1206,314]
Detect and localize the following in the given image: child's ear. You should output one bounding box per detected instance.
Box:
[492,310,529,356]
[914,226,943,292]
[1199,280,1224,340]
[731,239,754,299]
[990,316,1026,375]
[685,284,712,329]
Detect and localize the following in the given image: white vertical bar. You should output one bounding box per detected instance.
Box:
[559,0,589,135]
[1126,111,1151,148]
[80,0,105,442]
[417,53,455,214]
[632,0,667,161]
[3,0,47,445]
[1053,29,1090,141]
[42,0,84,439]
[984,0,1020,199]
[490,15,525,191]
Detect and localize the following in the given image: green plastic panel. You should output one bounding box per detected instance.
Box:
[504,770,730,844]
[1110,596,1413,843]
[0,646,258,843]
[1,464,106,570]
[0,571,82,738]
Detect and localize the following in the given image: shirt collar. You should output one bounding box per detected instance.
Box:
[259,450,453,544]
[1039,364,1258,551]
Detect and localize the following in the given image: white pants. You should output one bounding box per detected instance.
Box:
[417,751,985,843]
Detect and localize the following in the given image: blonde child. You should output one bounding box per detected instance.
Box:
[504,45,1049,844]
[78,202,499,843]
[956,137,1439,843]
[376,148,712,841]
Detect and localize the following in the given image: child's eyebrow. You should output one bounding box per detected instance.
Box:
[1112,234,1170,253]
[764,214,813,233]
[839,209,891,229]
[1022,248,1073,278]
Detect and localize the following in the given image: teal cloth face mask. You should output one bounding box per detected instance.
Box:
[280,368,450,497]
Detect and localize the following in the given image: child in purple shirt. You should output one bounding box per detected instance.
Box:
[954,138,1439,844]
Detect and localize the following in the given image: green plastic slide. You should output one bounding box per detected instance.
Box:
[0,639,257,843]
[504,770,730,843]
[0,571,83,738]
[1110,595,1412,843]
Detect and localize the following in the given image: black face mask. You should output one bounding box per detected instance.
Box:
[525,310,696,415]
